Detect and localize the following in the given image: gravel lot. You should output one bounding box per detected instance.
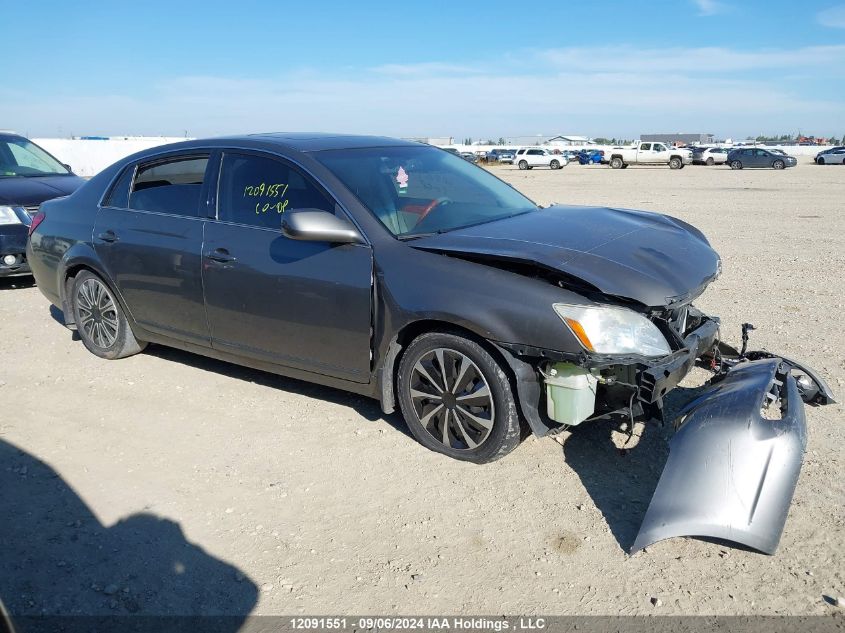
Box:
[1,161,843,618]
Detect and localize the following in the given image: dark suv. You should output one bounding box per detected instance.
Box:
[0,133,85,277]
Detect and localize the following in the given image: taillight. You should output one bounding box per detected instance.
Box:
[28,210,45,236]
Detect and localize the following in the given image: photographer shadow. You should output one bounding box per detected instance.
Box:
[0,439,257,632]
[560,387,701,552]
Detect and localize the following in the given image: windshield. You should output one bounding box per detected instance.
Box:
[0,136,71,177]
[315,145,538,238]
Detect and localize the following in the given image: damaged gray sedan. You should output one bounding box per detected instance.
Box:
[27,134,834,555]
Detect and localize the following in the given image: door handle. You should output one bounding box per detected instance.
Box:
[205,248,237,263]
[96,230,119,243]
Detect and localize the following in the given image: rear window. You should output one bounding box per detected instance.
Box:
[128,156,209,216]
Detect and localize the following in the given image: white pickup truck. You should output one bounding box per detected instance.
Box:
[607,142,692,170]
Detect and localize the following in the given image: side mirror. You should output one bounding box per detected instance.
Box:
[63,163,73,172]
[281,209,363,244]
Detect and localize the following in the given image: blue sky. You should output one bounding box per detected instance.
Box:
[3,0,845,139]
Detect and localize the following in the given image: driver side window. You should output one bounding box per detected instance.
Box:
[217,153,335,230]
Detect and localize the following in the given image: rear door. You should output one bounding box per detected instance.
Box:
[93,154,211,345]
[201,150,373,382]
[526,149,544,166]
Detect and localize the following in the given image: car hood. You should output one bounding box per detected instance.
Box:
[409,205,721,307]
[0,175,85,206]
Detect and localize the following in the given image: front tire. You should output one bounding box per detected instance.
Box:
[669,156,682,169]
[71,270,146,360]
[773,159,785,170]
[706,157,715,166]
[817,157,825,165]
[730,160,743,170]
[550,159,560,170]
[518,160,528,170]
[397,332,521,464]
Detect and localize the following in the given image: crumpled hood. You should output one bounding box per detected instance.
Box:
[409,205,721,307]
[0,175,85,206]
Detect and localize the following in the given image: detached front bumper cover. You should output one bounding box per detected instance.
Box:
[633,357,833,555]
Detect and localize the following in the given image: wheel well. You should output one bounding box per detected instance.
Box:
[382,319,521,417]
[61,264,97,325]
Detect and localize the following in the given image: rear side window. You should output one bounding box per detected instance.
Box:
[217,153,334,230]
[641,143,651,150]
[128,156,209,216]
[102,165,135,208]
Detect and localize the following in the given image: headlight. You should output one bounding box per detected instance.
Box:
[553,303,672,357]
[0,206,25,226]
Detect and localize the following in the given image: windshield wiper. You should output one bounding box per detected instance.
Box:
[397,232,437,241]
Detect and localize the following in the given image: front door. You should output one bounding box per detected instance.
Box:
[202,151,373,383]
[93,154,211,345]
[652,143,670,163]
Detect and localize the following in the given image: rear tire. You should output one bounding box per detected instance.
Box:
[610,157,623,169]
[550,159,560,170]
[71,270,146,360]
[773,159,785,170]
[397,332,521,464]
[730,160,743,170]
[518,160,528,170]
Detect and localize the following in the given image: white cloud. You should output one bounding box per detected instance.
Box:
[818,4,845,27]
[370,62,481,76]
[2,43,843,139]
[539,45,845,74]
[692,0,728,16]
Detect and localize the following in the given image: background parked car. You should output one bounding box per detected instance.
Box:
[576,149,604,165]
[815,148,845,165]
[692,147,729,165]
[607,142,691,169]
[514,148,568,170]
[0,132,85,277]
[485,148,515,164]
[460,152,479,164]
[815,146,845,164]
[727,147,797,170]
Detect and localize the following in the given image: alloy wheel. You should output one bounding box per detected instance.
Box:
[76,278,119,348]
[409,348,495,450]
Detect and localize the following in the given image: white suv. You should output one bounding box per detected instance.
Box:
[514,148,569,170]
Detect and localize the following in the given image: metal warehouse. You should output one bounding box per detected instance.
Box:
[641,133,715,145]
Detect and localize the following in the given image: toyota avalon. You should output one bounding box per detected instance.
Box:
[27,134,833,554]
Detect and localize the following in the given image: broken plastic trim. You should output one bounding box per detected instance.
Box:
[632,358,809,555]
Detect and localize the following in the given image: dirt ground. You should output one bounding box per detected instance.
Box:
[1,161,843,618]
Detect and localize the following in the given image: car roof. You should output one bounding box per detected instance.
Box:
[0,132,28,142]
[239,132,418,152]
